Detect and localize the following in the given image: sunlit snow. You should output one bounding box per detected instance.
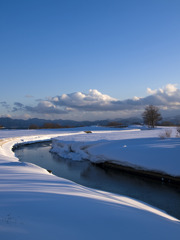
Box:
[0,126,180,240]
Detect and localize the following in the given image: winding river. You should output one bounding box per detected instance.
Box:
[15,141,180,220]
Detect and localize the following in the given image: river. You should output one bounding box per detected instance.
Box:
[15,141,180,220]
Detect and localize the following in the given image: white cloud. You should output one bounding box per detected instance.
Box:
[56,89,117,108]
[147,88,158,95]
[88,89,117,102]
[147,84,178,96]
[44,84,180,115]
[133,96,141,101]
[163,84,178,96]
[4,83,180,120]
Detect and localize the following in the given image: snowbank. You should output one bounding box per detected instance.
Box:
[0,128,180,239]
[51,127,180,178]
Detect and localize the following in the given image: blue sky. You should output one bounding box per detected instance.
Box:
[0,0,180,120]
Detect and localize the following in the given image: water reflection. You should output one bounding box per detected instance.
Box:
[15,141,180,220]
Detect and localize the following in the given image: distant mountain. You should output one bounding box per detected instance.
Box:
[114,117,143,125]
[1,116,179,129]
[0,117,110,129]
[162,115,180,125]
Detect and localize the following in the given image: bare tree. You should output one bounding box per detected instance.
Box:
[142,105,162,128]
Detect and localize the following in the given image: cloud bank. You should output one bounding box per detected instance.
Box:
[2,84,180,120]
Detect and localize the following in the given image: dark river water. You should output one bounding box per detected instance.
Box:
[15,141,180,220]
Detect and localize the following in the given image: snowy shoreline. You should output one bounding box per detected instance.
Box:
[0,127,180,239]
[51,126,180,180]
[98,161,180,184]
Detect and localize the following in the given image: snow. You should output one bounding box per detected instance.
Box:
[51,126,180,177]
[0,127,180,239]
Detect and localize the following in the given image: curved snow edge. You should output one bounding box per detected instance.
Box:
[0,133,179,225]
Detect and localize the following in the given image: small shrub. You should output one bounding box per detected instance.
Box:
[177,127,180,134]
[176,127,180,137]
[84,131,92,134]
[159,129,172,139]
[165,129,172,138]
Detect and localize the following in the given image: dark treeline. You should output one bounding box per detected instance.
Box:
[29,122,71,129]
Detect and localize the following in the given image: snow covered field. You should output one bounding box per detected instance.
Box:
[51,126,180,178]
[0,127,180,239]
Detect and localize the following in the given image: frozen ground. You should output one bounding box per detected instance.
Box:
[0,127,180,239]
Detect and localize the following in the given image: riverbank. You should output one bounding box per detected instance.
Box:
[51,127,180,180]
[15,140,180,220]
[0,127,180,240]
[99,161,180,184]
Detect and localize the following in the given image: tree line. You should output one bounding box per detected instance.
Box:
[29,122,71,129]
